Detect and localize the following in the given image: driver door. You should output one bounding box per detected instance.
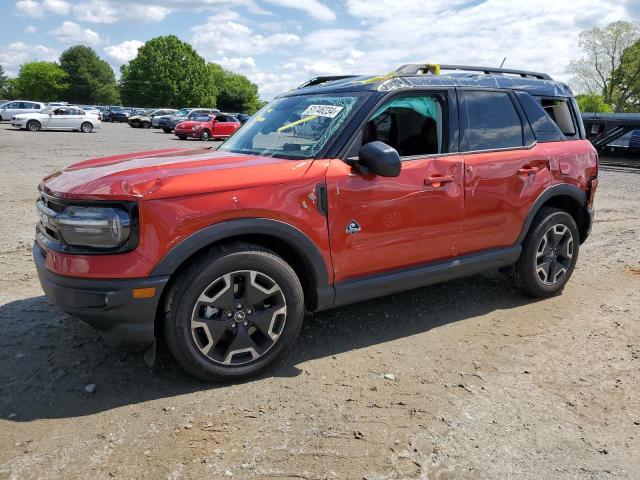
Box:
[48,108,66,128]
[326,91,464,283]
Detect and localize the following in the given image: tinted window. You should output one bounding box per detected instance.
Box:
[515,92,565,142]
[363,95,444,157]
[462,91,523,151]
[3,102,18,108]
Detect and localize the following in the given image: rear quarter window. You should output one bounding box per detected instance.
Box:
[515,92,566,142]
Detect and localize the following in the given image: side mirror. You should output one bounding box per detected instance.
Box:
[356,141,401,177]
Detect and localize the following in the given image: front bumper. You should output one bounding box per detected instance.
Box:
[33,242,169,351]
[11,120,26,128]
[175,129,199,138]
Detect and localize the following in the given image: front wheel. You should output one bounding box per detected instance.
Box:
[177,135,187,140]
[26,120,41,132]
[80,122,93,133]
[162,128,172,133]
[513,207,579,298]
[163,244,304,381]
[200,130,210,141]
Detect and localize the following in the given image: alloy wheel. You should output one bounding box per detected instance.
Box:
[190,270,287,366]
[535,224,574,286]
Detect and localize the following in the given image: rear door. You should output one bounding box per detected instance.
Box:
[457,89,552,255]
[327,90,465,282]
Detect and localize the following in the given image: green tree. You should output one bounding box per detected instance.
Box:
[208,63,262,113]
[59,45,119,105]
[0,65,7,97]
[120,36,216,108]
[568,21,640,111]
[575,94,613,112]
[611,40,640,112]
[13,62,68,102]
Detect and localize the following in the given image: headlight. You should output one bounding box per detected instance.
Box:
[192,125,201,130]
[37,200,131,249]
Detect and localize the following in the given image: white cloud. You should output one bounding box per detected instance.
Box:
[304,29,362,51]
[0,42,60,77]
[25,25,37,34]
[215,56,257,71]
[103,40,144,64]
[16,0,70,17]
[263,0,335,21]
[72,0,171,23]
[49,21,102,46]
[191,18,300,58]
[43,0,70,14]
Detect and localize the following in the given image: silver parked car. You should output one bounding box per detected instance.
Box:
[0,100,46,121]
[11,107,101,132]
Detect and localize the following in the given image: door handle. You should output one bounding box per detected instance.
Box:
[517,166,539,175]
[424,175,454,187]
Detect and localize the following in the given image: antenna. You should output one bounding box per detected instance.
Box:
[499,57,507,68]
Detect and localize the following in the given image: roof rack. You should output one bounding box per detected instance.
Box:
[298,75,360,88]
[396,64,552,80]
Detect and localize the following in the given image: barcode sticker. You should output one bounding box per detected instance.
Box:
[301,105,344,118]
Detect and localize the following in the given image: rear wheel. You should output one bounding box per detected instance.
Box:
[514,207,579,298]
[26,120,41,132]
[163,244,304,381]
[80,122,93,133]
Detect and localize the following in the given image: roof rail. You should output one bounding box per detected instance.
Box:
[298,75,360,88]
[396,64,552,80]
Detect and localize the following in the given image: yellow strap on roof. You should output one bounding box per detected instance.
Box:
[277,115,318,132]
[354,70,399,85]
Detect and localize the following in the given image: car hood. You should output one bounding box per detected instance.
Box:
[175,120,204,129]
[13,112,45,119]
[40,147,314,201]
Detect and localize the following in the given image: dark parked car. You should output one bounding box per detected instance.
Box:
[102,106,129,122]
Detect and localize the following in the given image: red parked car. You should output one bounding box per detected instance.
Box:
[174,113,240,141]
[34,64,597,382]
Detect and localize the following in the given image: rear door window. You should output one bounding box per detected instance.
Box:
[461,91,524,151]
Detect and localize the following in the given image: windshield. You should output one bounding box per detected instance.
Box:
[111,107,124,112]
[175,109,190,116]
[219,93,365,159]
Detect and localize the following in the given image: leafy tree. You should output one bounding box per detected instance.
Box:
[59,45,119,105]
[610,40,640,112]
[0,65,8,98]
[575,94,613,112]
[568,21,639,111]
[13,62,68,102]
[208,63,262,113]
[120,36,216,108]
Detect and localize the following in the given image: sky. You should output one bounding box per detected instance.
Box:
[0,0,638,100]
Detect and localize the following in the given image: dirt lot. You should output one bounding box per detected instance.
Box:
[0,123,639,480]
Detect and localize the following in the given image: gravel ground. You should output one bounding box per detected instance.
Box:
[0,123,639,480]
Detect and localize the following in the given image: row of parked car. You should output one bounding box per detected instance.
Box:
[127,107,250,141]
[1,100,251,138]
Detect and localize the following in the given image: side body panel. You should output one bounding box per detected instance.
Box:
[326,155,464,282]
[460,143,553,254]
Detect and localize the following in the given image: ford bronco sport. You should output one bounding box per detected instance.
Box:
[34,64,598,381]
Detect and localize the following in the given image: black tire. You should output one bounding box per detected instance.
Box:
[177,135,187,140]
[163,243,304,382]
[162,128,172,133]
[26,120,41,132]
[514,207,579,298]
[80,122,93,133]
[141,121,151,129]
[200,129,210,141]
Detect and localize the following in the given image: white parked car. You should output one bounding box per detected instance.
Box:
[0,100,46,121]
[11,107,101,132]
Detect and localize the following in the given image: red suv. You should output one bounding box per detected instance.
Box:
[34,64,598,381]
[174,113,240,141]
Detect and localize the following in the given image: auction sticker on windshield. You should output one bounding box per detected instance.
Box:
[301,105,344,118]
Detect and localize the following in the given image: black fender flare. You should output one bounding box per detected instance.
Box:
[516,184,587,244]
[150,218,334,310]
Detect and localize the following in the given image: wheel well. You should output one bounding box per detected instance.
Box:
[154,233,318,337]
[537,194,588,242]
